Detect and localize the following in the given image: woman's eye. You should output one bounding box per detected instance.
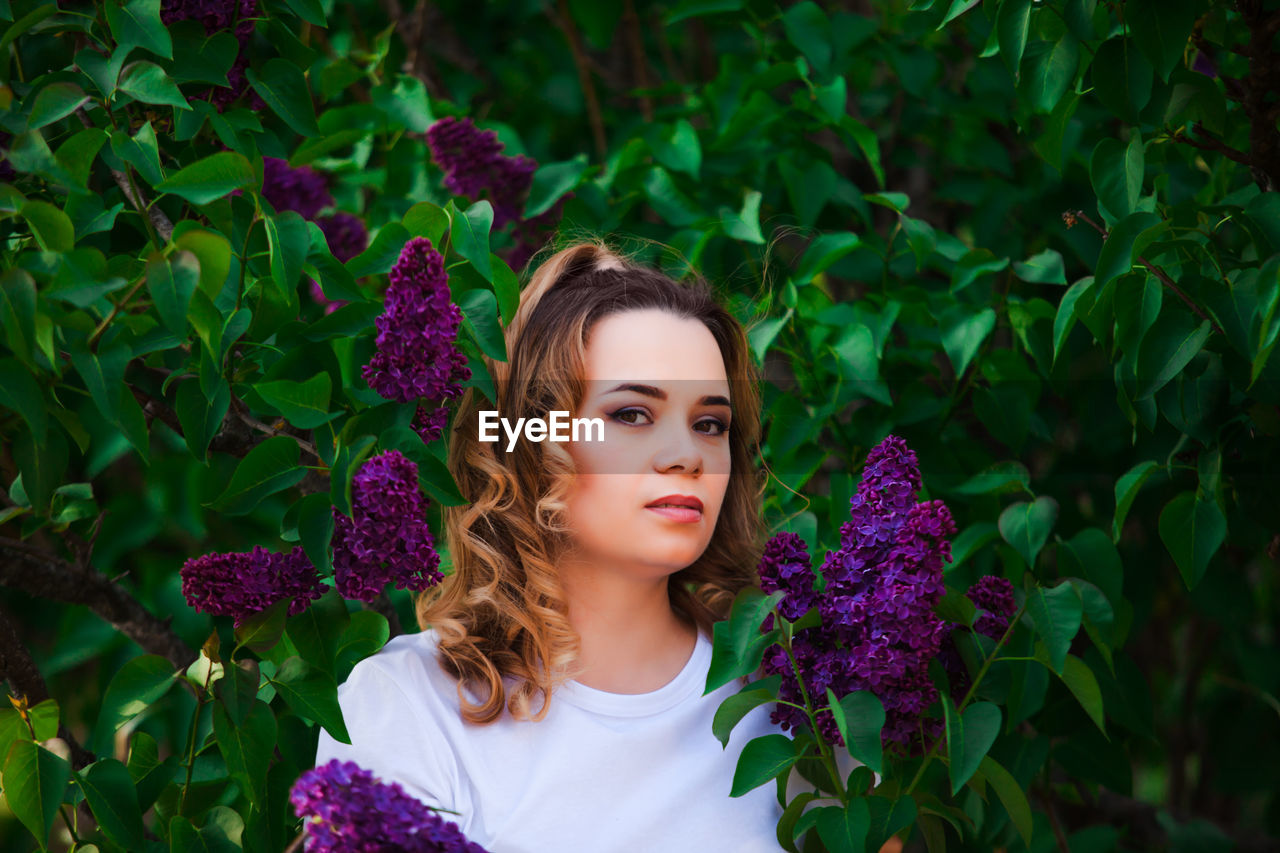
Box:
[696,418,730,436]
[610,408,651,425]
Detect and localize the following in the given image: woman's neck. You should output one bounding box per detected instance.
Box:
[555,557,699,694]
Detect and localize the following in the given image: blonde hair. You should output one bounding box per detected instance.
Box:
[415,240,765,724]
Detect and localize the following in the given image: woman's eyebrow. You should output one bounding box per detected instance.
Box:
[602,382,730,407]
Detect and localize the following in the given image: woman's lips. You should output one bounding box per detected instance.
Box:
[646,506,703,523]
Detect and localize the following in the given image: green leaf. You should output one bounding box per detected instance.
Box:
[650,119,701,178]
[665,0,743,25]
[1090,134,1145,222]
[935,590,977,627]
[458,288,507,362]
[794,233,860,284]
[1012,248,1066,284]
[105,0,172,60]
[270,656,350,744]
[146,249,200,336]
[643,167,703,226]
[174,227,233,299]
[110,122,164,187]
[1135,310,1212,401]
[78,759,145,850]
[950,249,1009,294]
[815,800,870,853]
[21,200,74,252]
[212,700,276,806]
[174,378,229,462]
[334,610,390,678]
[978,755,1032,847]
[402,201,449,246]
[1094,211,1163,290]
[346,222,410,279]
[748,311,790,365]
[1023,581,1083,674]
[730,734,798,797]
[157,151,255,205]
[943,698,1001,795]
[1059,653,1107,735]
[233,597,291,654]
[371,73,432,132]
[997,495,1058,569]
[712,676,781,748]
[95,655,178,752]
[832,690,884,773]
[1158,489,1226,589]
[721,189,765,244]
[996,0,1032,77]
[1091,36,1154,123]
[939,305,996,379]
[118,60,191,110]
[254,373,334,429]
[247,58,319,137]
[452,201,494,283]
[296,492,336,577]
[55,127,109,192]
[832,322,892,405]
[866,796,917,852]
[208,435,306,514]
[491,254,520,327]
[168,811,243,853]
[281,0,325,26]
[1021,35,1079,113]
[783,2,832,78]
[2,740,71,849]
[525,155,588,218]
[1128,0,1196,81]
[14,426,67,513]
[28,82,90,129]
[266,210,311,295]
[0,355,46,438]
[329,435,376,516]
[938,0,980,28]
[1112,459,1159,542]
[951,461,1030,496]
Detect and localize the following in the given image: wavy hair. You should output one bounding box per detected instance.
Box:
[415,239,765,724]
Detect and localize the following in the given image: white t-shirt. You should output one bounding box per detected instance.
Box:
[313,627,790,852]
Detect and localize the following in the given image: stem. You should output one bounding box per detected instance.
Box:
[87,272,147,348]
[903,599,1028,797]
[178,662,215,816]
[59,804,81,845]
[778,622,848,803]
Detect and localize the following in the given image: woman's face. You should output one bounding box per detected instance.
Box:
[562,308,732,579]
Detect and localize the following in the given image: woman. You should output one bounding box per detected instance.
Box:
[315,240,788,851]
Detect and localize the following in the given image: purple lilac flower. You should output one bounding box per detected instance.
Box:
[291,760,490,853]
[262,156,335,221]
[758,435,957,754]
[413,405,450,444]
[966,575,1015,640]
[1,132,16,183]
[758,532,818,624]
[362,236,470,404]
[1191,51,1217,79]
[181,545,324,627]
[161,0,265,111]
[331,450,444,603]
[425,117,565,268]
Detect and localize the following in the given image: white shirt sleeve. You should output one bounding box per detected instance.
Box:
[313,655,460,815]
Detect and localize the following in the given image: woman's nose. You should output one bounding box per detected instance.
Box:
[652,422,702,475]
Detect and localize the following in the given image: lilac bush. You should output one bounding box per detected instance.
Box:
[160,0,264,110]
[291,760,489,853]
[757,434,958,752]
[330,450,445,603]
[180,545,324,627]
[361,236,470,406]
[425,116,564,269]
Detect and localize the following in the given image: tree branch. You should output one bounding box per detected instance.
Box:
[0,538,193,669]
[550,0,607,160]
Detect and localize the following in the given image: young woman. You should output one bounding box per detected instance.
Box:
[314,241,790,851]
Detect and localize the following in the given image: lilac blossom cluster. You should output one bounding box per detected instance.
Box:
[291,760,489,853]
[180,545,324,627]
[257,157,369,314]
[425,117,565,270]
[330,450,445,603]
[160,0,264,111]
[362,236,470,442]
[757,435,958,753]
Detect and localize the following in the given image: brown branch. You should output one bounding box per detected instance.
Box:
[0,538,193,669]
[1169,126,1254,169]
[623,0,653,122]
[1063,210,1227,339]
[551,0,607,160]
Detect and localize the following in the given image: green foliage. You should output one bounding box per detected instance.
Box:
[0,0,1277,850]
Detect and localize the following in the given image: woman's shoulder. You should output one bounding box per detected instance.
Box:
[340,627,460,705]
